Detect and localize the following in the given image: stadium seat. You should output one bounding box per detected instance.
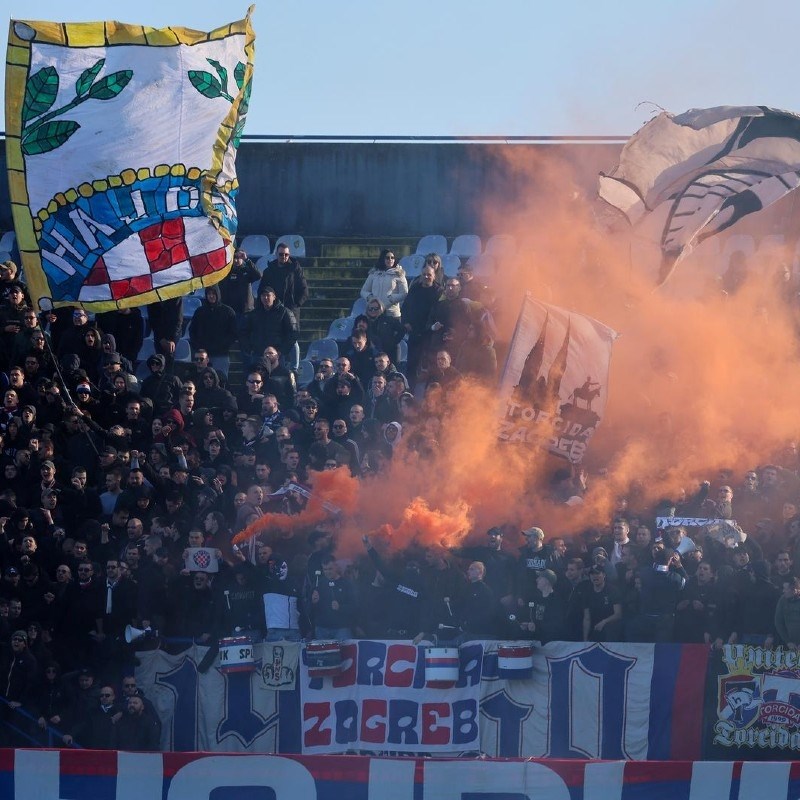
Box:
[328,316,354,341]
[305,338,339,363]
[484,234,518,258]
[135,361,152,381]
[398,338,408,369]
[239,234,271,259]
[183,295,202,319]
[175,338,191,362]
[137,337,156,363]
[400,253,425,278]
[450,234,482,258]
[441,253,462,276]
[256,255,271,273]
[467,253,497,278]
[296,359,315,387]
[351,297,367,317]
[415,235,447,256]
[273,234,306,258]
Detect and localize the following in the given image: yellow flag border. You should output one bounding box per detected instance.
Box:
[4,7,255,311]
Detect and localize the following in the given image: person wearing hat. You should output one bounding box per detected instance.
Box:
[582,565,623,642]
[515,527,556,609]
[239,285,298,371]
[516,569,568,644]
[140,353,181,415]
[448,526,516,609]
[0,629,37,713]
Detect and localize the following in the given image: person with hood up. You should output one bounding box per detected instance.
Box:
[140,354,182,414]
[99,334,134,375]
[188,286,237,377]
[195,367,234,412]
[359,249,408,319]
[240,286,298,369]
[94,307,144,366]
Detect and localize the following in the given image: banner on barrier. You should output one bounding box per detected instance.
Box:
[5,750,800,800]
[134,640,709,759]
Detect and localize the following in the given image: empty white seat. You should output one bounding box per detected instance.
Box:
[400,253,425,278]
[175,338,192,362]
[182,295,203,319]
[305,338,339,363]
[0,231,16,252]
[137,337,156,362]
[398,338,408,367]
[484,234,517,258]
[239,235,271,259]
[351,297,367,317]
[273,234,306,258]
[328,316,354,341]
[415,234,447,255]
[441,253,462,276]
[467,253,497,278]
[450,234,482,258]
[297,359,315,387]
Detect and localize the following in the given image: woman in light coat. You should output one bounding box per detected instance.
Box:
[360,249,408,318]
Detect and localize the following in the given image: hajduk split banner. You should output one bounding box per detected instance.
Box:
[4,10,254,311]
[499,293,618,464]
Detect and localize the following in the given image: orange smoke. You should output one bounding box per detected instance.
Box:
[238,144,800,560]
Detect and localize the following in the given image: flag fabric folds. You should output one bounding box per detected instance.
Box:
[498,293,618,464]
[598,105,800,284]
[4,11,255,311]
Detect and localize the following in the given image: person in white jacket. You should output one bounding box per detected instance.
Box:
[360,249,408,318]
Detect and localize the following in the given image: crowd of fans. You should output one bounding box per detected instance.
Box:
[0,244,797,751]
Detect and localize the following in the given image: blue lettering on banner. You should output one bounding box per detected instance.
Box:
[547,644,637,759]
[217,668,279,748]
[480,691,533,757]
[156,658,200,751]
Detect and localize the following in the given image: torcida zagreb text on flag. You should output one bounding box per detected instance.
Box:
[598,105,800,285]
[4,9,255,311]
[498,293,618,465]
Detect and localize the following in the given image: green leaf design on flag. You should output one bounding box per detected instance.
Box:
[234,62,246,90]
[188,70,224,99]
[21,119,80,155]
[76,58,106,97]
[87,70,133,100]
[22,67,59,126]
[206,59,228,91]
[239,79,252,118]
[232,119,245,150]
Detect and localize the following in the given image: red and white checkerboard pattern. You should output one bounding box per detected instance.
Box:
[79,216,231,303]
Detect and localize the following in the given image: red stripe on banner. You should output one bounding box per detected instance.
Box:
[670,644,709,760]
[618,760,693,784]
[60,748,121,776]
[0,749,13,771]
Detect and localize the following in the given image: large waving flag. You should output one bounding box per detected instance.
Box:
[598,106,800,284]
[5,10,254,310]
[498,293,618,464]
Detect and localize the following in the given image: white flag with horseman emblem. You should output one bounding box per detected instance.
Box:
[598,105,800,285]
[4,10,254,311]
[499,293,618,464]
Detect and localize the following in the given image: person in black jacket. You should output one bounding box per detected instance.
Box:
[188,286,237,377]
[362,535,426,640]
[257,246,309,322]
[94,309,144,366]
[401,264,441,384]
[457,562,502,641]
[240,287,298,370]
[112,694,160,751]
[147,297,183,365]
[258,247,308,370]
[221,249,261,314]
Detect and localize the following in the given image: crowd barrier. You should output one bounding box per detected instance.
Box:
[4,749,800,799]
